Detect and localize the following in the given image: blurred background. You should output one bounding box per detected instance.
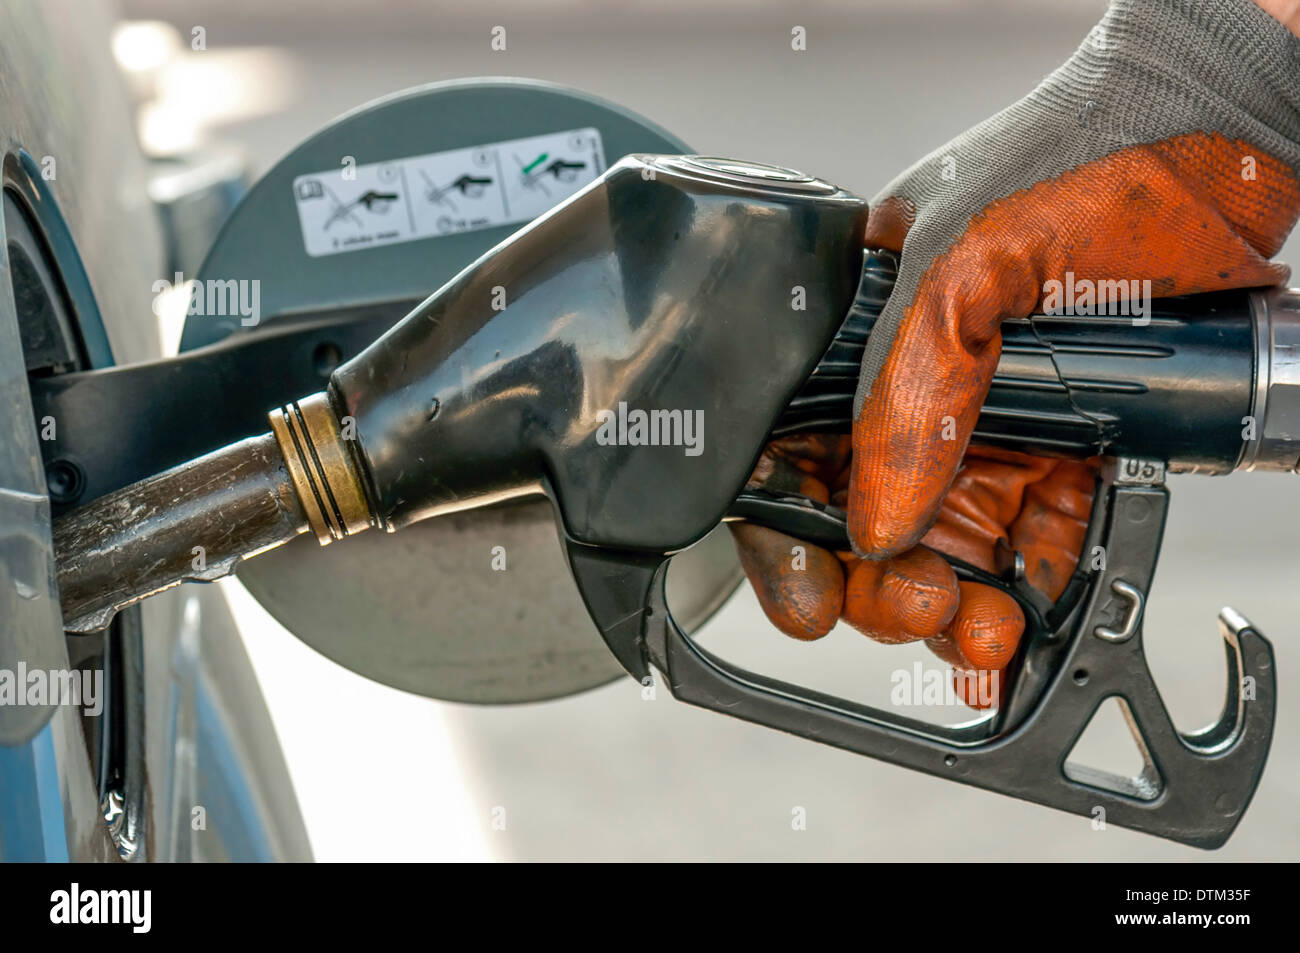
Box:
[107,0,1300,860]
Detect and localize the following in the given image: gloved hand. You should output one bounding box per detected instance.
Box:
[731,436,1096,707]
[732,0,1300,707]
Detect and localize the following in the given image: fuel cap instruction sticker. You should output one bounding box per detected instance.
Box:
[291,127,606,257]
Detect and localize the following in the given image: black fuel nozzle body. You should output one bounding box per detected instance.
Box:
[329,155,869,552]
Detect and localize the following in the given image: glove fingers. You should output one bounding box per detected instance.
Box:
[1010,459,1097,601]
[951,667,1003,711]
[851,193,1046,559]
[918,448,1098,602]
[919,446,1057,573]
[849,282,1015,559]
[946,580,1024,671]
[729,522,843,641]
[925,580,1025,710]
[841,545,959,644]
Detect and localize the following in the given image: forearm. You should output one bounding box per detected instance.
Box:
[1255,0,1300,38]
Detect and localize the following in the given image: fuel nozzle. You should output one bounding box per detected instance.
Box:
[54,153,869,632]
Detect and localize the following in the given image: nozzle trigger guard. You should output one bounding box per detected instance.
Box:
[565,464,1276,849]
